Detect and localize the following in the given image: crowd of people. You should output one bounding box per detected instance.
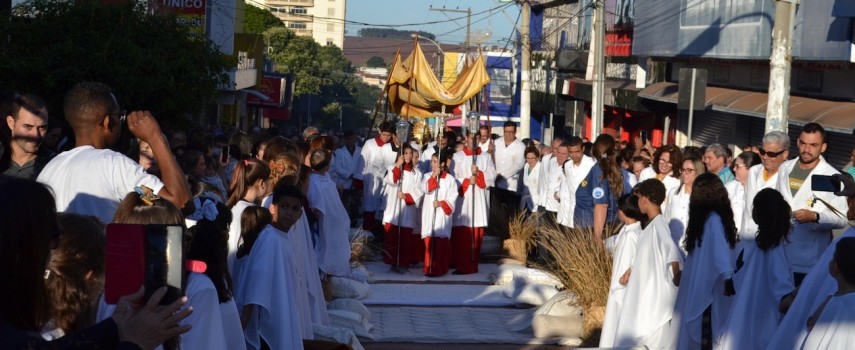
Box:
[1,81,855,349]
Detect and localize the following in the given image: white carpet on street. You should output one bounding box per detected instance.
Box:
[360,283,516,307]
[363,261,497,284]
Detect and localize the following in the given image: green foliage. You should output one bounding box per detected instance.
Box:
[0,0,231,129]
[365,56,386,68]
[264,27,378,131]
[243,2,283,34]
[357,27,435,41]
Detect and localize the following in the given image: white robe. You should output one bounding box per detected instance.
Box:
[557,155,596,228]
[420,173,458,239]
[179,273,247,350]
[719,243,793,350]
[542,156,563,213]
[493,138,525,192]
[767,228,855,350]
[537,154,556,210]
[741,164,780,240]
[614,215,682,349]
[674,212,735,350]
[725,181,745,236]
[798,293,855,350]
[520,161,541,211]
[452,148,496,227]
[234,225,308,350]
[775,156,849,274]
[289,212,331,327]
[228,200,253,276]
[664,186,690,258]
[307,172,352,276]
[382,165,423,228]
[331,145,362,189]
[600,222,642,347]
[358,137,396,212]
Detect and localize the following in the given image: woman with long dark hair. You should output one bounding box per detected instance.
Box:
[665,156,706,256]
[674,172,737,350]
[574,134,630,240]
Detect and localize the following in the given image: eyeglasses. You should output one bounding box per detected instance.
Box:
[681,168,696,174]
[758,148,786,158]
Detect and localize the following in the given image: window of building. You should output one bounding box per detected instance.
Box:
[328,8,335,16]
[290,7,307,15]
[327,23,334,31]
[289,22,307,29]
[327,39,334,46]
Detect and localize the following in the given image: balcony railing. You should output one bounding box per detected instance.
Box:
[264,0,313,6]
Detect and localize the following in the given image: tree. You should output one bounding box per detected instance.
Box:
[0,0,231,129]
[365,56,386,68]
[243,2,283,34]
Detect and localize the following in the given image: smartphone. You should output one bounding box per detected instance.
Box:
[640,130,650,142]
[105,224,184,305]
[220,145,229,163]
[811,174,841,192]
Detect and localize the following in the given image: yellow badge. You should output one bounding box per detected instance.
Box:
[581,180,588,187]
[806,197,815,208]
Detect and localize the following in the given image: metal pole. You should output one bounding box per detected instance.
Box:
[519,0,532,139]
[687,69,696,146]
[766,0,798,134]
[591,0,605,140]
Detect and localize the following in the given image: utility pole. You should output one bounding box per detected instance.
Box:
[766,0,798,134]
[590,0,605,140]
[518,0,532,138]
[430,7,472,50]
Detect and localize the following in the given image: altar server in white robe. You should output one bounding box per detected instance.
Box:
[719,188,794,350]
[306,148,352,277]
[357,121,395,235]
[235,185,311,350]
[421,152,458,277]
[600,194,645,348]
[557,138,596,228]
[798,237,855,350]
[331,130,362,226]
[673,173,737,350]
[767,227,855,350]
[614,179,683,349]
[451,132,496,275]
[382,144,423,270]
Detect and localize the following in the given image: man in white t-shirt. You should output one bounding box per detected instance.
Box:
[741,130,789,239]
[488,121,526,237]
[331,130,362,227]
[37,82,190,223]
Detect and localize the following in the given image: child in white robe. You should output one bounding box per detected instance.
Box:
[225,158,270,277]
[798,237,855,349]
[614,179,683,350]
[381,144,423,271]
[306,148,352,277]
[234,185,310,350]
[673,173,737,350]
[719,188,794,350]
[451,132,496,274]
[600,194,645,347]
[421,151,458,277]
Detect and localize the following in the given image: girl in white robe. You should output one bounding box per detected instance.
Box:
[719,188,794,350]
[600,194,645,347]
[306,148,352,277]
[451,133,496,275]
[798,237,855,350]
[421,152,458,277]
[225,158,270,276]
[673,173,737,350]
[381,145,423,270]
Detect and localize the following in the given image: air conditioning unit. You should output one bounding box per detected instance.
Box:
[556,49,588,72]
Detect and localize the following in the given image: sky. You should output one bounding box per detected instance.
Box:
[345,0,520,47]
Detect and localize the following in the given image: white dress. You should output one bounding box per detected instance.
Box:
[600,222,642,347]
[307,172,352,276]
[614,215,682,349]
[452,148,496,227]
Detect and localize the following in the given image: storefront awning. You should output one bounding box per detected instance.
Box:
[639,82,855,133]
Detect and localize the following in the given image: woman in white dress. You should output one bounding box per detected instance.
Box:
[640,145,683,198]
[520,146,541,214]
[665,156,705,257]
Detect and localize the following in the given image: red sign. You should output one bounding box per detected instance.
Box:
[605,29,633,57]
[264,108,290,121]
[247,76,285,107]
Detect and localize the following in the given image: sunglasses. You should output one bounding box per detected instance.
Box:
[758,148,786,158]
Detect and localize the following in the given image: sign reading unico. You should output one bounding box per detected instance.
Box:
[161,0,206,15]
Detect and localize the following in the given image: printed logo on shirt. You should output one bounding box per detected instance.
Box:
[592,187,605,199]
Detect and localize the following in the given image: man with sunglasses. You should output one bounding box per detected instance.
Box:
[2,93,53,179]
[741,131,789,240]
[774,123,848,287]
[37,82,190,223]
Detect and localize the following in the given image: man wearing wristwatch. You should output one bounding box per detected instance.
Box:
[774,123,849,286]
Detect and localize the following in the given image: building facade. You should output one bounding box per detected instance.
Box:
[249,0,346,48]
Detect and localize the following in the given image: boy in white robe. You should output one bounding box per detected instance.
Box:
[381,145,423,271]
[614,179,682,350]
[357,122,395,236]
[421,152,458,277]
[236,184,310,350]
[798,237,855,349]
[600,194,645,347]
[307,149,352,277]
[451,132,496,274]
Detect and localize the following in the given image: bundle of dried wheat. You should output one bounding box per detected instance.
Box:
[349,229,378,264]
[505,211,540,262]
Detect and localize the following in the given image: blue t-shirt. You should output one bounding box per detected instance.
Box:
[574,165,635,228]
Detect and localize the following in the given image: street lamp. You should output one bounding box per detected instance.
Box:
[410,34,444,77]
[466,111,480,136]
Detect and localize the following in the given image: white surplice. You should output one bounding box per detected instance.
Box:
[382,165,423,228]
[719,243,793,350]
[798,293,855,350]
[614,214,682,349]
[289,212,331,327]
[674,213,735,350]
[331,145,362,189]
[600,222,643,347]
[307,172,352,277]
[741,164,780,240]
[767,228,855,350]
[557,155,596,228]
[179,273,247,350]
[234,225,308,350]
[420,173,458,239]
[357,137,396,212]
[452,148,496,227]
